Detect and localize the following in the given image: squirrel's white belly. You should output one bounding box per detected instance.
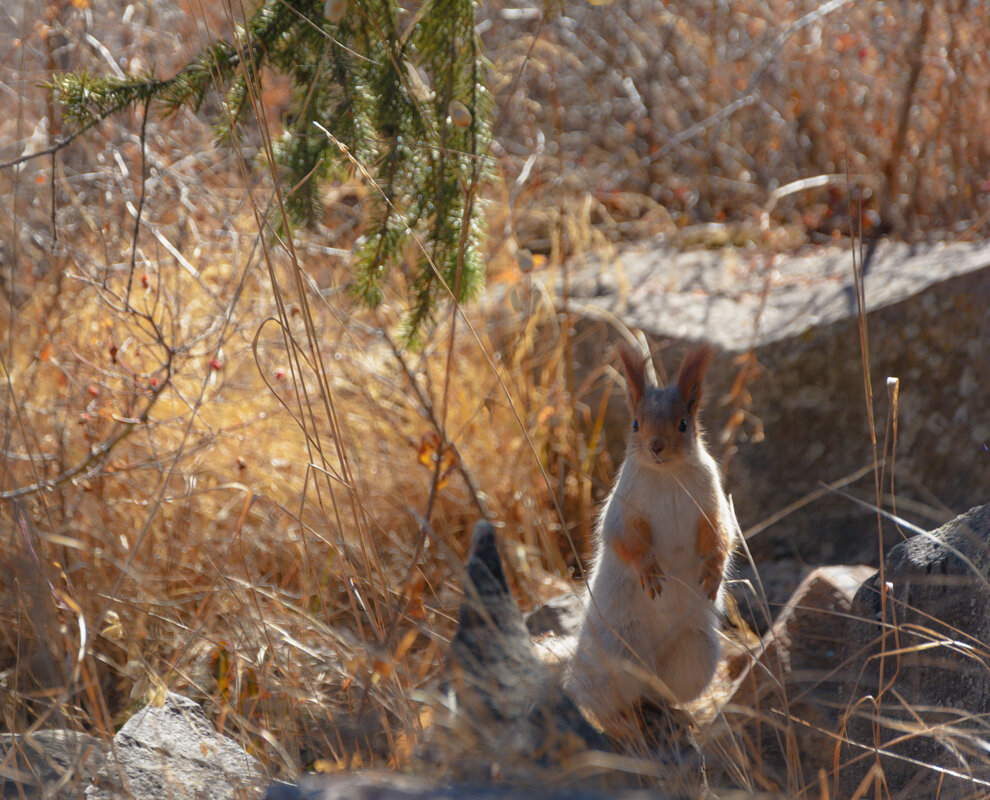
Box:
[568,566,719,711]
[566,465,722,712]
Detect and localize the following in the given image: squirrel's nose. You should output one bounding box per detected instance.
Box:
[650,438,664,455]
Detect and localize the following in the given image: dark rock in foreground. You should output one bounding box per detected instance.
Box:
[838,503,990,798]
[425,521,609,777]
[265,771,668,799]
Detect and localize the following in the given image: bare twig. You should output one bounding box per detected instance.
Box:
[0,357,172,501]
[124,98,152,307]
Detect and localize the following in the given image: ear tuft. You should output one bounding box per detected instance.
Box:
[617,340,647,412]
[676,344,715,415]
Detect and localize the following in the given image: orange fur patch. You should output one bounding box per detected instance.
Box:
[697,513,727,599]
[614,514,652,568]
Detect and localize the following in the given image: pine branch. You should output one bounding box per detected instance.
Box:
[46,0,492,338]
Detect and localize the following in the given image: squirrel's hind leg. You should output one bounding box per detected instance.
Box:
[656,624,720,703]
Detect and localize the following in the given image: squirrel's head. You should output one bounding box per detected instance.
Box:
[617,341,714,468]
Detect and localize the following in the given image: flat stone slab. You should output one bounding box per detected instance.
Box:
[560,238,990,350]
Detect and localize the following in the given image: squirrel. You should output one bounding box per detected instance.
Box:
[565,340,737,723]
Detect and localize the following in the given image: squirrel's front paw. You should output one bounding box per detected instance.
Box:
[699,556,723,601]
[640,559,666,599]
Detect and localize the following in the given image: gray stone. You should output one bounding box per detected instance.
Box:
[548,238,990,563]
[729,558,811,636]
[1,730,108,799]
[839,503,990,798]
[432,521,608,778]
[724,565,875,786]
[523,591,585,639]
[85,692,265,800]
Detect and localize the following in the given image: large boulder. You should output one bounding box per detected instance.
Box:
[553,238,990,564]
[838,503,990,798]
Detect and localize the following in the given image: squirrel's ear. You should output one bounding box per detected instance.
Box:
[617,340,647,411]
[677,344,715,416]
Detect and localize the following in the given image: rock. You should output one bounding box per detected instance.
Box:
[723,565,875,787]
[838,503,990,798]
[0,697,266,800]
[523,591,585,639]
[523,591,586,666]
[729,564,876,694]
[547,238,990,563]
[85,692,266,800]
[264,770,678,799]
[729,558,812,636]
[434,521,607,776]
[1,729,108,799]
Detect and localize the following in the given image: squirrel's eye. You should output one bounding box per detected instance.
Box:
[678,418,688,432]
[633,419,639,433]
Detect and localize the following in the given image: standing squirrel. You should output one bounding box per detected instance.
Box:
[565,341,737,721]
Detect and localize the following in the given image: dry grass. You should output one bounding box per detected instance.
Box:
[1,0,988,796]
[486,0,990,256]
[1,4,598,778]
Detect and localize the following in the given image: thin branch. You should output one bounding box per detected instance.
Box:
[0,360,172,501]
[0,120,104,172]
[0,76,170,172]
[381,327,489,520]
[125,98,153,307]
